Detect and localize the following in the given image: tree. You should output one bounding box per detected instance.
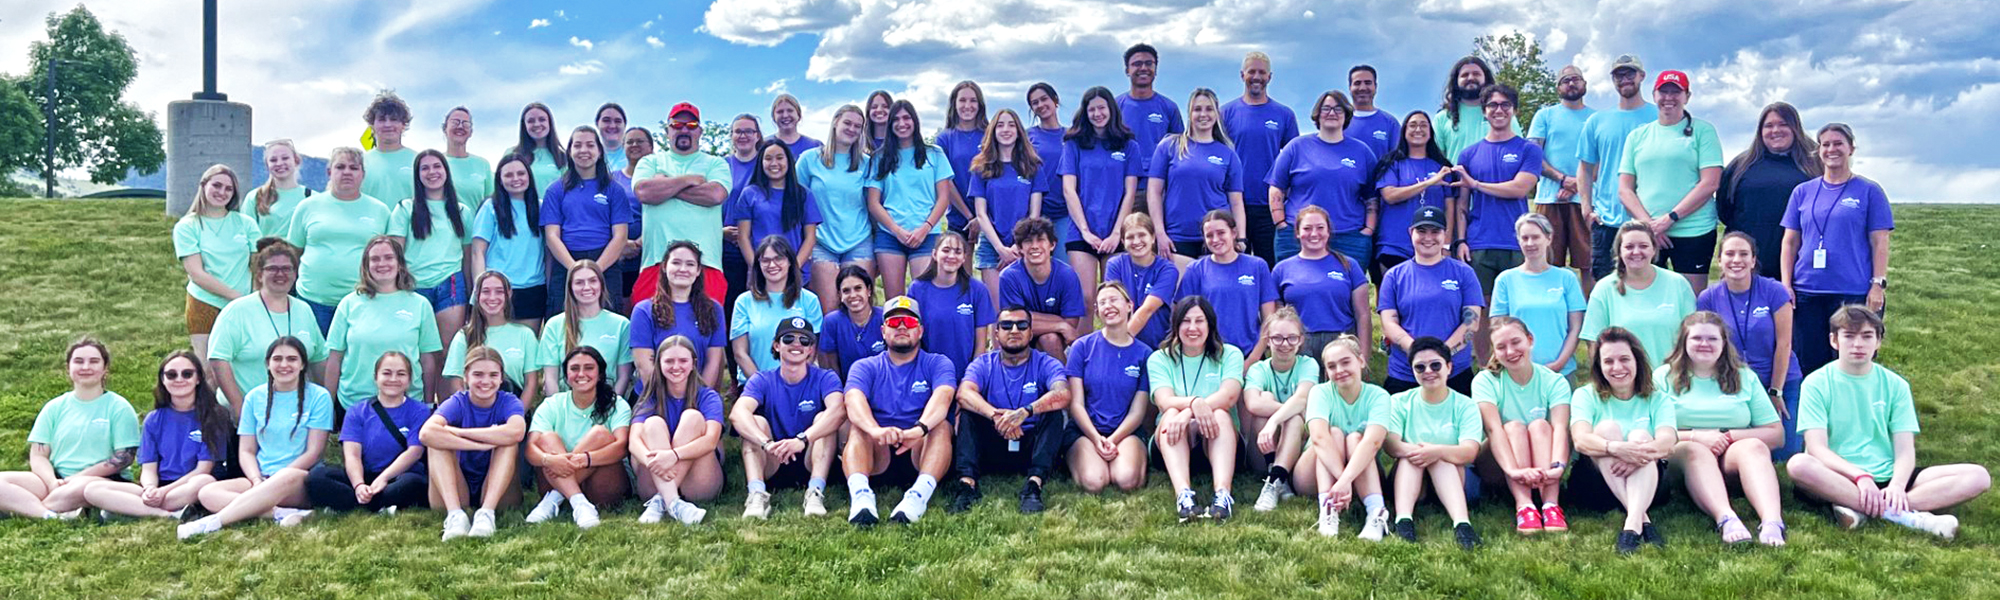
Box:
[1474,31,1559,133]
[10,7,164,191]
[651,120,731,157]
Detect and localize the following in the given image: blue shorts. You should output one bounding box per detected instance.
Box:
[811,239,875,264]
[973,237,1010,270]
[415,271,468,311]
[305,297,338,335]
[873,228,939,259]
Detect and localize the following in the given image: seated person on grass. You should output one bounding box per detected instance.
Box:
[732,317,847,519]
[842,296,957,526]
[424,346,526,541]
[949,306,1072,514]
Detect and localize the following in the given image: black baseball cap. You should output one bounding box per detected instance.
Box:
[1411,205,1447,230]
[773,316,816,341]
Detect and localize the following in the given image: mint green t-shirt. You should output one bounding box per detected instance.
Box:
[173,211,260,309]
[529,392,632,451]
[631,151,734,268]
[1434,102,1521,162]
[389,198,474,288]
[444,153,494,210]
[207,294,330,399]
[253,186,311,238]
[327,291,444,408]
[1305,382,1391,434]
[1382,388,1485,446]
[1656,366,1779,430]
[539,310,635,390]
[27,390,141,478]
[1246,357,1320,405]
[1146,344,1246,404]
[1616,117,1723,237]
[443,322,541,388]
[1581,273,1696,365]
[1570,385,1677,437]
[528,148,565,199]
[286,194,390,305]
[1471,365,1572,424]
[1797,364,1918,481]
[362,147,418,209]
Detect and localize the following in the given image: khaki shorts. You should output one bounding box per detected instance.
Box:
[186,293,222,335]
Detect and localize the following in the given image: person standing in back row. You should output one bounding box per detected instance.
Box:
[1577,55,1659,286]
[360,91,416,210]
[1433,57,1518,161]
[1346,65,1399,161]
[1618,70,1723,295]
[1118,43,1184,198]
[633,102,733,307]
[1526,66,1596,283]
[1718,103,1820,280]
[1222,51,1300,265]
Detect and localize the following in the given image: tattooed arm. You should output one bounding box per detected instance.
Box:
[28,443,58,489]
[70,446,138,480]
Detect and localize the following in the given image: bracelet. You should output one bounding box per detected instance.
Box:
[584,453,592,468]
[916,422,931,436]
[1853,473,1874,485]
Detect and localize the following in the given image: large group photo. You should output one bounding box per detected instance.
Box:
[2,2,1997,598]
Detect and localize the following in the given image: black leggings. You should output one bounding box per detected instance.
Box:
[304,464,429,511]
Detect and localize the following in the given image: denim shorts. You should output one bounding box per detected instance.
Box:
[415,271,468,310]
[812,239,876,264]
[873,228,940,259]
[973,237,1009,269]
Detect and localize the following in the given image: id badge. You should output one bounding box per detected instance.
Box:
[1008,439,1021,452]
[1812,247,1827,269]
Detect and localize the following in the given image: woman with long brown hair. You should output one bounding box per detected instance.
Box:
[1717,102,1819,278]
[1657,311,1786,545]
[444,271,541,406]
[81,350,230,518]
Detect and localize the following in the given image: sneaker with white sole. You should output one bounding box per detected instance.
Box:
[670,500,708,525]
[273,507,311,527]
[1254,478,1286,512]
[889,490,929,524]
[743,491,772,519]
[441,510,471,541]
[848,491,879,526]
[1317,498,1340,537]
[378,505,398,517]
[638,495,668,524]
[469,509,498,538]
[803,488,828,516]
[1832,505,1868,530]
[1176,489,1201,523]
[525,491,564,524]
[55,508,83,520]
[1894,510,1959,539]
[570,498,600,529]
[1358,507,1390,542]
[177,515,221,540]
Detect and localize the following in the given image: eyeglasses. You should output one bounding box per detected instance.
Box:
[885,315,921,330]
[261,265,296,274]
[1413,361,1448,374]
[732,129,760,136]
[1269,334,1302,345]
[758,256,790,266]
[1558,76,1584,85]
[667,122,702,131]
[779,334,814,346]
[1484,102,1516,110]
[996,320,1031,332]
[446,118,472,128]
[163,369,199,381]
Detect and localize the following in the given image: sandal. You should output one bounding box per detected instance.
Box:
[1758,521,1787,547]
[1718,516,1751,544]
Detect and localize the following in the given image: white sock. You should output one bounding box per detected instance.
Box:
[848,473,873,501]
[41,511,59,520]
[568,493,590,508]
[910,474,937,501]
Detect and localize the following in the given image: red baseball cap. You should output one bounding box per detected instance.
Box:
[669,102,700,120]
[1654,70,1690,92]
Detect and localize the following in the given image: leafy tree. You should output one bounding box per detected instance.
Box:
[1474,31,1559,132]
[650,120,731,157]
[9,7,164,193]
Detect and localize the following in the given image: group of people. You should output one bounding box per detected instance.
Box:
[4,45,1987,553]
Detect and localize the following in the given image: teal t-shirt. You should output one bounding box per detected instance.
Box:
[1617,117,1723,237]
[1490,265,1587,374]
[729,293,825,376]
[238,382,335,475]
[538,310,634,389]
[1570,385,1677,437]
[443,323,541,388]
[327,291,444,408]
[631,151,734,268]
[1656,366,1780,430]
[362,147,418,209]
[444,153,494,210]
[864,146,956,234]
[529,392,632,451]
[172,211,260,309]
[1304,382,1391,434]
[207,294,330,399]
[253,186,311,238]
[1575,104,1659,226]
[286,194,390,305]
[528,148,565,200]
[1146,344,1246,404]
[389,197,474,288]
[1581,273,1696,365]
[1245,357,1320,405]
[26,391,141,478]
[1434,102,1521,162]
[1382,388,1485,445]
[798,147,873,254]
[1797,364,1919,481]
[1471,365,1572,424]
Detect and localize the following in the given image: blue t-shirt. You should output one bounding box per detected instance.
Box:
[1378,259,1485,381]
[1103,253,1179,348]
[472,196,549,287]
[539,177,633,252]
[1117,92,1185,182]
[1176,255,1277,354]
[773,135,823,161]
[1273,253,1369,334]
[846,351,958,429]
[428,390,525,485]
[1148,138,1245,242]
[999,260,1087,319]
[1345,109,1402,160]
[820,307,886,379]
[1458,136,1543,251]
[744,366,843,439]
[1490,266,1588,374]
[730,293,825,376]
[1576,104,1659,226]
[963,351,1068,431]
[728,184,824,254]
[631,385,726,433]
[797,148,874,254]
[339,398,431,474]
[907,278,994,380]
[1221,98,1301,207]
[1065,331,1154,434]
[935,128,985,228]
[140,408,213,483]
[1028,126,1069,217]
[969,162,1051,246]
[1526,104,1597,204]
[1781,176,1893,296]
[1059,139,1143,239]
[238,383,335,475]
[1697,276,1804,388]
[629,297,728,372]
[865,146,955,234]
[1268,135,1379,232]
[1375,157,1452,259]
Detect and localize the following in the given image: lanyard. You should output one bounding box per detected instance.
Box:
[1724,284,1755,343]
[262,295,293,340]
[1272,360,1302,399]
[1176,351,1211,398]
[1805,179,1852,250]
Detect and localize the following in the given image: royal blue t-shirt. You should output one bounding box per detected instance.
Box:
[1148,139,1245,242]
[629,297,729,372]
[744,366,843,439]
[771,135,823,162]
[140,408,213,483]
[1065,332,1154,433]
[964,351,1068,431]
[631,385,725,433]
[969,162,1050,246]
[1345,110,1402,161]
[1273,253,1369,333]
[906,278,995,380]
[1000,260,1087,319]
[1221,98,1301,207]
[539,177,634,252]
[1781,176,1893,296]
[1103,253,1179,348]
[1176,255,1278,354]
[1028,126,1069,217]
[429,390,524,485]
[1697,276,1804,388]
[1268,135,1379,232]
[820,307,885,379]
[1375,157,1453,259]
[846,351,957,429]
[339,398,432,474]
[1059,139,1143,240]
[728,185,823,255]
[1378,258,1485,381]
[1118,92,1185,181]
[935,128,986,228]
[1458,136,1544,251]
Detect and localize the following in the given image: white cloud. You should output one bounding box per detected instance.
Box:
[559,60,605,76]
[755,79,790,94]
[570,36,594,51]
[646,36,665,49]
[702,0,859,46]
[529,18,551,29]
[555,9,566,18]
[643,20,655,29]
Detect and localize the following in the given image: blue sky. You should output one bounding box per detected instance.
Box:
[4,0,1996,201]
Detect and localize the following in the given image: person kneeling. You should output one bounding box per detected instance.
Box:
[950,306,1071,514]
[304,352,432,516]
[423,347,526,540]
[1381,337,1486,550]
[732,318,846,518]
[842,296,957,526]
[629,336,726,526]
[523,347,631,529]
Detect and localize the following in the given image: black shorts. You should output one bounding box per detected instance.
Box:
[1654,230,1717,275]
[1170,240,1208,259]
[511,283,552,321]
[1567,458,1672,512]
[767,458,813,490]
[1064,240,1115,260]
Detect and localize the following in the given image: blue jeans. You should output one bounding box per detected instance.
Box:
[415,271,467,311]
[1274,227,1299,261]
[1590,223,1622,284]
[1776,377,1804,461]
[305,298,338,335]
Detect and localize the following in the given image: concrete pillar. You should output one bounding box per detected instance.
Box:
[165,99,251,216]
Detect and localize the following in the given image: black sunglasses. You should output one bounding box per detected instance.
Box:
[1413,361,1448,374]
[996,320,1032,332]
[163,369,199,381]
[779,334,814,346]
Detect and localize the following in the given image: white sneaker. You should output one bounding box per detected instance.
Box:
[570,497,600,529]
[803,488,828,516]
[889,490,929,524]
[525,491,564,523]
[743,490,772,519]
[1894,510,1959,539]
[848,491,878,526]
[177,515,221,540]
[273,507,311,527]
[378,505,398,517]
[1317,499,1340,537]
[56,508,83,520]
[1832,505,1868,530]
[468,509,498,538]
[1254,478,1286,512]
[441,510,471,541]
[670,500,708,525]
[638,495,668,524]
[1358,507,1390,542]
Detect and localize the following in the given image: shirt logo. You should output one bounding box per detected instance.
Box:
[1237,274,1257,286]
[870,340,886,352]
[798,397,818,413]
[1016,176,1031,185]
[1123,365,1141,378]
[1751,306,1771,319]
[1546,286,1564,297]
[187,430,204,444]
[1373,130,1389,141]
[1655,302,1677,311]
[1263,120,1280,131]
[1839,196,1862,208]
[1111,152,1127,162]
[1206,155,1226,166]
[1022,381,1039,395]
[910,380,930,394]
[598,334,619,343]
[1441,279,1461,291]
[1043,296,1057,307]
[398,426,412,436]
[395,309,416,321]
[1340,158,1357,168]
[1327,270,1347,281]
[956,303,974,316]
[1502,153,1520,164]
[359,216,378,225]
[593,193,609,205]
[504,348,524,359]
[1147,113,1165,124]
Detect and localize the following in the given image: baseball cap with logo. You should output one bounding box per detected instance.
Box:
[884,296,922,321]
[670,102,700,121]
[1610,54,1644,75]
[1654,70,1690,92]
[1411,205,1448,230]
[774,316,817,342]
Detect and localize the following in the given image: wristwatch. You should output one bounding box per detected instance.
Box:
[1870,277,1889,289]
[1666,210,1682,222]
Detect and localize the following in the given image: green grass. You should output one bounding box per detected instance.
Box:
[0,199,1995,599]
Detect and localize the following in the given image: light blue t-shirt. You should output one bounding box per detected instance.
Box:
[729,293,825,376]
[798,147,873,254]
[238,382,335,475]
[472,196,548,288]
[1575,103,1659,226]
[1526,104,1596,204]
[1490,266,1588,374]
[864,146,955,234]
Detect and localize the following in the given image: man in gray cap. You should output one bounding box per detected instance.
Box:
[1574,55,1659,287]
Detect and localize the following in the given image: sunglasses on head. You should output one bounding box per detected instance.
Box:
[885,315,920,330]
[996,320,1031,332]
[163,369,199,381]
[779,334,814,346]
[1413,361,1448,374]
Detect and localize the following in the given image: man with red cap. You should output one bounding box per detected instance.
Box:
[632,102,734,308]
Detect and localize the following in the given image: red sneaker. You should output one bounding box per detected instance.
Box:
[1541,506,1569,532]
[1515,506,1544,534]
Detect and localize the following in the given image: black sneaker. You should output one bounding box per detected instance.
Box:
[1393,518,1418,542]
[1454,522,1481,551]
[1616,529,1642,554]
[1018,481,1045,514]
[1641,522,1667,548]
[1208,494,1234,522]
[947,481,983,514]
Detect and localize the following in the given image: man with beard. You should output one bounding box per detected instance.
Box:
[948,306,1073,514]
[1117,43,1184,198]
[1575,55,1659,286]
[633,102,734,305]
[1222,51,1300,266]
[1526,66,1596,280]
[1433,57,1519,160]
[999,218,1087,360]
[842,296,958,525]
[1344,65,1399,160]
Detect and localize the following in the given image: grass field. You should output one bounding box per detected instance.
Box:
[0,199,1995,599]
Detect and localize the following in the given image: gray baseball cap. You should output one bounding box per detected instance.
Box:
[1610,54,1644,75]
